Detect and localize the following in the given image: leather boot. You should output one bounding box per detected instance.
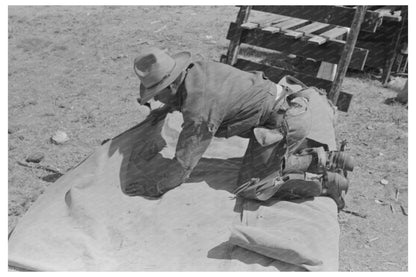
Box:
[321,172,349,210]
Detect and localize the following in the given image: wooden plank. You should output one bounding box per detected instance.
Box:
[285,30,303,39]
[256,15,292,29]
[262,26,280,33]
[336,91,353,112]
[308,27,349,45]
[269,15,292,24]
[317,62,337,81]
[251,6,382,32]
[308,36,327,45]
[229,56,333,91]
[294,22,329,34]
[241,22,259,30]
[272,18,309,30]
[225,6,251,65]
[319,26,349,39]
[329,6,367,104]
[227,22,369,70]
[223,57,352,112]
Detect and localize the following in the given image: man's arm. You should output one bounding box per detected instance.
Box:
[175,120,215,179]
[152,119,215,196]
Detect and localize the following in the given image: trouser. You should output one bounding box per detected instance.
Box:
[237,81,311,186]
[235,77,348,209]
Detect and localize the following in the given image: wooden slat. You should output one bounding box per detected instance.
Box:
[241,22,259,30]
[336,90,353,112]
[308,27,349,45]
[250,6,382,32]
[223,56,352,112]
[285,30,303,39]
[308,36,327,45]
[225,6,251,65]
[317,62,337,81]
[319,26,349,39]
[256,15,292,29]
[229,56,333,90]
[262,26,280,33]
[271,18,309,30]
[294,22,329,34]
[227,22,369,70]
[269,15,292,24]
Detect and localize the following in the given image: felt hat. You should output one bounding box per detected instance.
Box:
[134,48,191,104]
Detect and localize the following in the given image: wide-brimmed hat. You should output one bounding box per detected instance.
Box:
[134,48,192,105]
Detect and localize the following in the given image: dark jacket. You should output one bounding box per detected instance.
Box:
[173,61,276,176]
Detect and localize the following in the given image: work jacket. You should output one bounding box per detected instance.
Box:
[173,61,277,176]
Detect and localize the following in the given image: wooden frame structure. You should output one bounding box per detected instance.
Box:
[356,6,408,84]
[221,6,382,112]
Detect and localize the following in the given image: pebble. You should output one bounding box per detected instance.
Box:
[51,130,69,145]
[26,152,45,163]
[380,179,389,185]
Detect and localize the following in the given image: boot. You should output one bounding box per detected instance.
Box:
[321,172,349,210]
[283,147,327,174]
[233,172,322,202]
[327,151,354,172]
[283,148,354,174]
[274,172,322,200]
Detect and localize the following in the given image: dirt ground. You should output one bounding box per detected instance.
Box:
[8,6,408,271]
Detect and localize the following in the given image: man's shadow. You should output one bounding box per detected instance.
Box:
[187,157,243,193]
[106,113,245,198]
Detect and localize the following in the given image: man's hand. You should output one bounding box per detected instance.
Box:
[148,105,173,125]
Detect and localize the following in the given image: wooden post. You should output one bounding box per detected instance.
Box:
[328,6,367,104]
[381,7,407,85]
[225,6,251,65]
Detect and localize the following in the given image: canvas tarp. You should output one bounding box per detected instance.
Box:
[8,112,340,271]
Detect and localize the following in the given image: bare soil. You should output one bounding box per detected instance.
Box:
[8,6,408,271]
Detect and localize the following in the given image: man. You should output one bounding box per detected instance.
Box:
[131,47,344,205]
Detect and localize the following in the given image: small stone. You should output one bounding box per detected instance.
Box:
[18,135,25,140]
[380,179,389,185]
[366,125,374,130]
[51,130,69,145]
[26,152,45,163]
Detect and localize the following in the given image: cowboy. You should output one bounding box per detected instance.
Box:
[132,47,340,201]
